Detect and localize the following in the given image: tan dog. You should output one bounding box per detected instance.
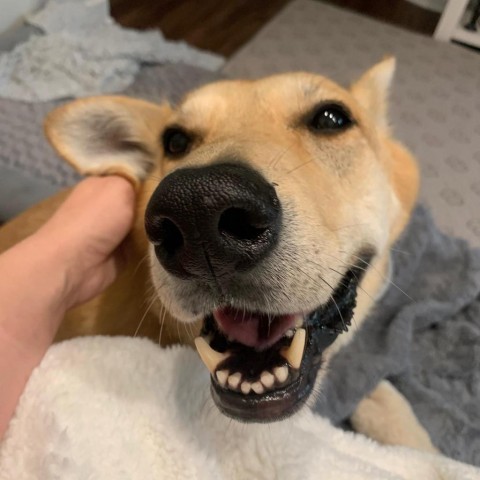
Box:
[0,58,436,452]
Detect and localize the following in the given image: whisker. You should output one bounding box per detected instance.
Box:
[389,246,412,256]
[268,143,294,171]
[285,157,315,175]
[158,303,168,346]
[327,266,370,332]
[158,305,165,346]
[345,251,413,302]
[134,294,158,337]
[317,274,347,331]
[133,253,150,277]
[290,266,340,330]
[187,320,195,340]
[321,250,412,302]
[329,266,375,304]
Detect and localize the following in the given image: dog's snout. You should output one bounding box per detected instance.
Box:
[145,162,281,279]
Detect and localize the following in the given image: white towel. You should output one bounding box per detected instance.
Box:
[1,336,478,479]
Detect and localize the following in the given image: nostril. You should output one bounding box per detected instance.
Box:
[218,207,268,241]
[158,218,184,256]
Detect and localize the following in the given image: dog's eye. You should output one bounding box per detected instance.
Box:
[308,104,353,133]
[163,128,191,156]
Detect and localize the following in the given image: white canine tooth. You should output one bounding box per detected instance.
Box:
[194,337,229,374]
[216,370,228,387]
[294,315,303,328]
[228,372,242,389]
[273,366,289,383]
[280,328,306,369]
[260,371,275,388]
[251,381,264,394]
[241,381,251,394]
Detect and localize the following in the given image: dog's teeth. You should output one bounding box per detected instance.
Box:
[280,328,306,369]
[251,381,264,394]
[241,381,251,394]
[294,315,303,328]
[285,329,294,338]
[273,366,289,383]
[216,369,228,387]
[228,372,242,389]
[260,371,275,388]
[194,337,229,374]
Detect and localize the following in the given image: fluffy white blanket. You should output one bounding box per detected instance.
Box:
[1,337,478,480]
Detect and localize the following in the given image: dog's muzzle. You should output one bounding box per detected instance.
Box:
[145,161,372,422]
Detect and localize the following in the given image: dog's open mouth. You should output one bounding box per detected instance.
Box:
[194,256,371,422]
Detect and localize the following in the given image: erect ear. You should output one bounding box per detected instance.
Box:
[350,57,396,131]
[45,96,173,184]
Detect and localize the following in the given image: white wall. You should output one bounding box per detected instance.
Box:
[0,0,42,34]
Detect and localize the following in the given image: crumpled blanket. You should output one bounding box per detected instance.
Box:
[0,0,224,102]
[315,205,480,466]
[1,337,479,480]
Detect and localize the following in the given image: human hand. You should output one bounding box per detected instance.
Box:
[35,175,136,312]
[0,175,135,438]
[0,174,135,347]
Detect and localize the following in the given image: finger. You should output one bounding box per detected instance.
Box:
[40,176,136,259]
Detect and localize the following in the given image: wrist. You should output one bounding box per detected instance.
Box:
[0,232,69,351]
[0,234,68,441]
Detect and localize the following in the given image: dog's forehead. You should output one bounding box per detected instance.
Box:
[176,73,348,122]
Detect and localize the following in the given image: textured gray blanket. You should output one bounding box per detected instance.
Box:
[314,206,480,466]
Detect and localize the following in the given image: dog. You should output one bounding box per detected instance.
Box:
[0,58,436,452]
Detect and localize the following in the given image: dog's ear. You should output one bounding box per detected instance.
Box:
[45,96,172,184]
[350,57,396,131]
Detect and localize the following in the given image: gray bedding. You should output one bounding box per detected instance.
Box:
[315,205,480,466]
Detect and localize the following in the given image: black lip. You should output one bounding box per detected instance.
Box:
[205,251,374,423]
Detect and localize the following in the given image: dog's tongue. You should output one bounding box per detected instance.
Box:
[213,306,298,350]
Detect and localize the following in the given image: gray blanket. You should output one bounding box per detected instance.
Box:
[314,206,480,466]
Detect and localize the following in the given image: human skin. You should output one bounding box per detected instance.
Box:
[0,176,135,439]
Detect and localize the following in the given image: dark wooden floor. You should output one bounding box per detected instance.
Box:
[110,0,291,57]
[110,0,441,57]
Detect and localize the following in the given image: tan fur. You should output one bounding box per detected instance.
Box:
[0,59,432,449]
[351,381,438,453]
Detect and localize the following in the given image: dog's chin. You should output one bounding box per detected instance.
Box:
[195,258,370,423]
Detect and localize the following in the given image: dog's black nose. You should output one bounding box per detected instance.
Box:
[145,162,281,279]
